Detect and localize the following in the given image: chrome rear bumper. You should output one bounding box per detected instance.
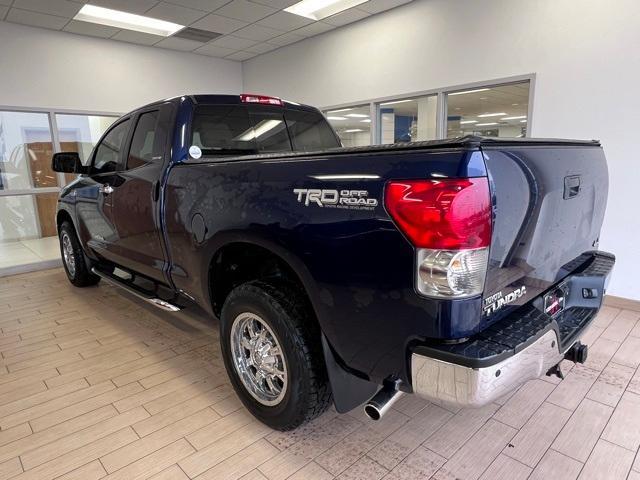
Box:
[411,329,565,408]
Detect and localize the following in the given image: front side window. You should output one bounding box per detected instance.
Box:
[128,111,164,170]
[93,119,130,174]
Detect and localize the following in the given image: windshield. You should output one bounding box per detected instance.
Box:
[190,104,340,157]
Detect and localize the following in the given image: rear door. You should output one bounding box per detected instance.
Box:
[106,103,174,282]
[481,143,608,322]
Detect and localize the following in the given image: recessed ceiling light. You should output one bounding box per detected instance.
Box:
[460,120,478,124]
[520,119,527,123]
[344,128,364,133]
[74,4,184,36]
[360,119,371,123]
[476,122,498,126]
[477,112,507,118]
[285,0,369,21]
[448,88,490,96]
[327,108,353,114]
[345,113,369,118]
[502,115,527,120]
[380,99,413,106]
[327,116,346,121]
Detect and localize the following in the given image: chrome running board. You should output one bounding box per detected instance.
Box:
[91,267,182,312]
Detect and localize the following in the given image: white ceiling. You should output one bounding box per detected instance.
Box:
[0,0,413,61]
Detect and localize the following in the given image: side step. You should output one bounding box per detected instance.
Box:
[91,267,183,312]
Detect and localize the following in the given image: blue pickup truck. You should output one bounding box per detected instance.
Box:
[52,93,614,430]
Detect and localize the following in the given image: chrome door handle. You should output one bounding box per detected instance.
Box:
[99,184,114,195]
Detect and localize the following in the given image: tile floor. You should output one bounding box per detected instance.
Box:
[0,268,639,480]
[0,238,61,274]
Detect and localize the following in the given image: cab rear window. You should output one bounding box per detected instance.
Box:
[191,105,339,157]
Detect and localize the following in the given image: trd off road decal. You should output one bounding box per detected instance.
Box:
[483,286,527,316]
[293,188,378,211]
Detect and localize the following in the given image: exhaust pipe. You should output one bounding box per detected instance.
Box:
[364,381,403,421]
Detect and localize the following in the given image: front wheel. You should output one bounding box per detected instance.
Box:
[59,221,100,287]
[220,281,331,430]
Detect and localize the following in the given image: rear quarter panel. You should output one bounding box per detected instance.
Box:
[164,149,486,385]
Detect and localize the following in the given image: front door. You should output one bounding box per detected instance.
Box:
[75,117,131,263]
[106,104,173,283]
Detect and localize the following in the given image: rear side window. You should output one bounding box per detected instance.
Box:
[285,110,340,152]
[191,104,340,158]
[128,110,163,169]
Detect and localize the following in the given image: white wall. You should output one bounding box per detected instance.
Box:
[244,0,640,300]
[0,21,242,114]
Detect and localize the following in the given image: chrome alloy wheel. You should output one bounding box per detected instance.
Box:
[61,232,76,277]
[230,312,288,406]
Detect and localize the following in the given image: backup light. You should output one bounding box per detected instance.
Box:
[73,5,184,36]
[385,178,492,298]
[284,0,369,21]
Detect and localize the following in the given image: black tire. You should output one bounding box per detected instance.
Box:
[58,221,100,287]
[220,280,332,430]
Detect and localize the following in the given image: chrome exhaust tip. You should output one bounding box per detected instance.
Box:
[364,383,403,421]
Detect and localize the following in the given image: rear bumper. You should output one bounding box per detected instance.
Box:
[410,251,615,408]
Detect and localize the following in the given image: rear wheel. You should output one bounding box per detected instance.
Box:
[220,281,332,430]
[59,221,100,287]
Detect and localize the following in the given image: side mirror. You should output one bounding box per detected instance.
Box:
[51,152,87,174]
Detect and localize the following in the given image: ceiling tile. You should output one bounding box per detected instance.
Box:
[6,8,69,29]
[144,2,207,25]
[193,43,236,57]
[210,34,256,49]
[293,21,334,37]
[63,19,120,37]
[161,0,228,11]
[0,0,11,6]
[111,29,164,45]
[232,23,282,41]
[266,31,304,46]
[0,6,8,19]
[191,13,248,34]
[357,0,412,14]
[323,7,370,26]
[86,0,160,15]
[244,42,278,54]
[13,0,82,17]
[249,0,298,8]
[154,36,203,51]
[214,0,276,23]
[225,50,256,61]
[257,11,311,31]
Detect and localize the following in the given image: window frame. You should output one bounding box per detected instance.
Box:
[321,74,535,145]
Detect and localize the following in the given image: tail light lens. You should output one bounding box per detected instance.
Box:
[385,178,492,298]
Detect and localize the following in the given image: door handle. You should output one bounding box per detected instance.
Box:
[99,184,114,195]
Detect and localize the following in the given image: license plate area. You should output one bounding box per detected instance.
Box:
[544,284,567,317]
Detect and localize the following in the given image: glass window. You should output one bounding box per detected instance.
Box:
[55,114,117,165]
[446,82,530,138]
[93,119,130,174]
[0,110,56,191]
[191,105,258,156]
[324,105,370,147]
[378,95,438,144]
[128,111,163,170]
[249,109,291,153]
[284,110,340,152]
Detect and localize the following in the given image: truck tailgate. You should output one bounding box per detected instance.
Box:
[481,142,608,323]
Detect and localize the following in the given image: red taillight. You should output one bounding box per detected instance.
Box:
[240,93,283,106]
[384,178,492,250]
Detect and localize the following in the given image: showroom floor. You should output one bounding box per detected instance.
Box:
[0,269,639,480]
